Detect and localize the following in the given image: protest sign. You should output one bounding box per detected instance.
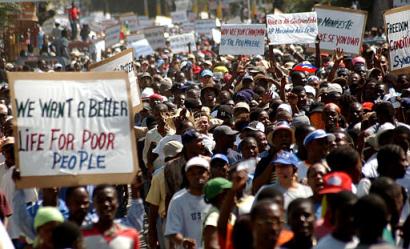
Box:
[119,13,139,34]
[127,33,145,45]
[8,72,138,188]
[89,49,142,112]
[138,16,154,28]
[171,10,188,24]
[104,24,121,48]
[130,39,154,58]
[143,26,166,50]
[219,24,266,55]
[175,0,190,11]
[314,5,367,55]
[267,12,318,45]
[169,33,196,54]
[182,22,195,33]
[394,0,410,7]
[195,19,217,38]
[384,5,410,74]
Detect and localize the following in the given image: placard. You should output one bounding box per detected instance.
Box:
[394,0,410,7]
[89,49,142,112]
[8,72,138,188]
[130,39,154,58]
[195,19,216,38]
[104,24,121,48]
[182,22,195,33]
[120,13,139,34]
[143,26,166,50]
[267,12,318,44]
[314,5,367,55]
[171,10,188,24]
[219,24,266,55]
[138,16,154,28]
[169,33,197,54]
[384,5,410,74]
[127,34,145,45]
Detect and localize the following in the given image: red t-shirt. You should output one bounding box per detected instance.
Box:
[69,7,79,21]
[0,190,12,221]
[82,223,140,249]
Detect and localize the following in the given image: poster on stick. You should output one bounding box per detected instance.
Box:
[219,24,266,55]
[89,48,142,112]
[143,26,166,50]
[130,39,154,58]
[195,19,217,38]
[171,10,188,24]
[314,5,367,55]
[104,24,121,48]
[267,12,318,44]
[8,72,138,188]
[169,33,196,54]
[384,5,410,74]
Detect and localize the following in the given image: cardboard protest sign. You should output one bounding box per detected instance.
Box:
[89,49,142,112]
[219,24,266,55]
[314,5,367,55]
[119,13,139,34]
[182,22,195,33]
[127,33,145,45]
[384,5,410,74]
[171,11,188,24]
[169,33,196,54]
[130,39,154,58]
[138,16,154,28]
[8,72,138,188]
[143,26,166,50]
[195,19,217,38]
[267,12,318,45]
[175,0,190,11]
[394,0,410,7]
[104,24,121,48]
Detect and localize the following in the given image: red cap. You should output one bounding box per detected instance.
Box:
[319,172,352,195]
[150,93,163,101]
[362,102,374,111]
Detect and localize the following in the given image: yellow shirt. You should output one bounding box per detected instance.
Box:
[146,168,166,218]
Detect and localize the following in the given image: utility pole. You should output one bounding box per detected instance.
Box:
[144,0,148,16]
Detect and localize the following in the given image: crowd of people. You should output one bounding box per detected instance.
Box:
[1,5,410,249]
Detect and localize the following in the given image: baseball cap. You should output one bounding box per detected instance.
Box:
[204,177,232,203]
[200,69,213,78]
[213,125,239,137]
[272,150,299,166]
[34,207,64,230]
[185,156,210,172]
[352,56,365,66]
[319,172,352,195]
[211,154,229,164]
[362,102,374,112]
[163,141,183,159]
[303,129,335,146]
[244,121,265,132]
[273,121,292,134]
[217,105,233,120]
[234,102,250,112]
[141,72,152,79]
[181,129,203,145]
[277,103,293,116]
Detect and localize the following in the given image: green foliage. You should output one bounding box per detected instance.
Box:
[0,3,20,27]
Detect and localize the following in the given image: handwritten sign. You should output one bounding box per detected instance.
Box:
[169,33,196,54]
[8,72,138,188]
[130,39,154,58]
[138,16,154,28]
[120,13,139,34]
[89,49,142,112]
[394,0,410,7]
[267,12,318,44]
[182,22,195,33]
[195,19,216,38]
[384,5,410,74]
[314,5,367,55]
[219,24,266,55]
[143,26,166,50]
[171,11,188,24]
[127,34,145,45]
[104,24,121,48]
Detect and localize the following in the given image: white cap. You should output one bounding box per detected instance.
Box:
[163,141,183,159]
[141,87,154,99]
[185,156,210,172]
[277,103,293,116]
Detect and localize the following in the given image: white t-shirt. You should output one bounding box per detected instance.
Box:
[257,182,313,209]
[165,189,211,249]
[315,234,359,249]
[362,153,379,178]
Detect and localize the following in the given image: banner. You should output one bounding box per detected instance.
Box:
[8,72,138,188]
[314,5,367,55]
[195,19,217,38]
[219,24,266,55]
[130,39,154,58]
[143,26,166,50]
[384,5,410,74]
[267,12,318,44]
[104,24,121,48]
[119,13,139,34]
[171,10,188,24]
[169,33,196,54]
[89,49,142,112]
